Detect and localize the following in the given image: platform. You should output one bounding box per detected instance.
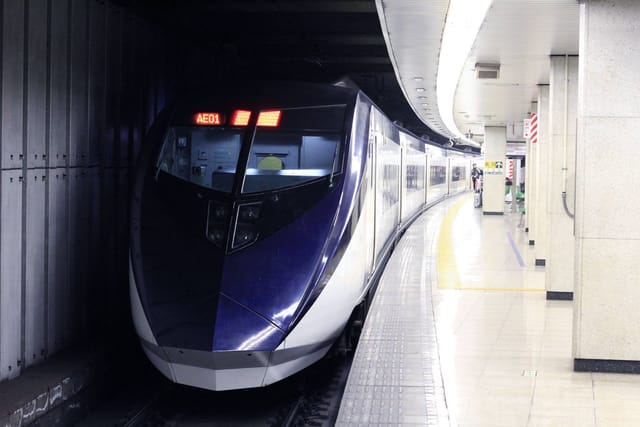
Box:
[337,193,640,426]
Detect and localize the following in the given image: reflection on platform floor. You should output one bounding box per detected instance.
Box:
[338,193,640,426]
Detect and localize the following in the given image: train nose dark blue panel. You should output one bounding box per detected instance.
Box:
[219,187,341,331]
[138,174,224,351]
[212,294,284,351]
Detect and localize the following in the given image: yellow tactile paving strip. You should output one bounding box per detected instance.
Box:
[437,194,544,292]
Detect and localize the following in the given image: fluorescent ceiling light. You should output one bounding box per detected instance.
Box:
[437,0,493,145]
[416,87,426,92]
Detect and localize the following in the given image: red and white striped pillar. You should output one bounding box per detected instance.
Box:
[529,112,538,144]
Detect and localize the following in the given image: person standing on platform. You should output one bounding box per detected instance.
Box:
[471,163,482,192]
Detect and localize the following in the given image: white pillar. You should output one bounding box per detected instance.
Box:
[534,86,550,265]
[546,56,578,300]
[524,102,537,244]
[482,126,506,215]
[574,0,640,370]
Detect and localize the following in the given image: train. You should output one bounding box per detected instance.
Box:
[129,81,477,391]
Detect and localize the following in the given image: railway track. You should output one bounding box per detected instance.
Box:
[74,350,352,427]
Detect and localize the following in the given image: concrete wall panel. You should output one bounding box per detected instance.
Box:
[2,0,25,169]
[88,1,107,166]
[87,167,102,329]
[119,13,135,168]
[49,0,70,168]
[46,170,68,354]
[0,0,171,382]
[25,170,47,367]
[1,170,24,379]
[27,0,48,168]
[132,19,147,163]
[77,169,91,335]
[69,0,89,167]
[67,169,86,341]
[101,169,118,312]
[143,22,157,135]
[105,4,123,167]
[117,169,129,291]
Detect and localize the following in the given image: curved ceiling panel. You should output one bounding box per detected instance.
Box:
[375,0,452,141]
[376,0,579,148]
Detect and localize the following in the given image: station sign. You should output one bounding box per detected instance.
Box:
[484,160,504,175]
[506,142,526,156]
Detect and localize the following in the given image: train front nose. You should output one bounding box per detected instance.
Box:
[133,164,339,345]
[132,203,286,354]
[158,293,285,391]
[211,294,285,351]
[131,101,347,390]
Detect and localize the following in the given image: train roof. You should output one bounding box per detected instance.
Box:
[175,81,360,111]
[172,80,480,156]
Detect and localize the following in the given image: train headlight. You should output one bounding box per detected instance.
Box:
[207,201,231,248]
[231,203,262,250]
[239,204,260,221]
[208,226,227,246]
[213,204,229,219]
[233,225,258,248]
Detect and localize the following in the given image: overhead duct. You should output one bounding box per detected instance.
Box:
[475,63,500,79]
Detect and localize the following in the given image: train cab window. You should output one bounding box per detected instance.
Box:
[242,105,346,193]
[156,127,243,193]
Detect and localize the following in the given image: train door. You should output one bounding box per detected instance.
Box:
[398,139,405,226]
[425,151,430,205]
[446,156,452,195]
[364,107,378,277]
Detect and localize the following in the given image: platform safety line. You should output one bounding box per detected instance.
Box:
[436,194,545,292]
[436,194,473,289]
[506,231,526,267]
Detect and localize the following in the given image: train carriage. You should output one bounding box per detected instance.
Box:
[130,81,476,391]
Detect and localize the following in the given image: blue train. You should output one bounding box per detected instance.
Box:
[129,81,476,391]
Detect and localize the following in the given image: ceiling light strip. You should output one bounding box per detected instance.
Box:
[437,0,494,146]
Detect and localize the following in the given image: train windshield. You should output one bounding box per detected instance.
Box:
[242,105,345,193]
[156,127,243,193]
[155,105,346,194]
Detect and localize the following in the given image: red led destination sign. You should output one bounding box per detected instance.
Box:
[194,112,223,125]
[192,110,282,127]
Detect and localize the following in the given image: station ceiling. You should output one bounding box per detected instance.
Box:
[121,0,451,146]
[378,0,580,147]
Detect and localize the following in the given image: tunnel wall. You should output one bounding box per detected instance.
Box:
[0,0,173,381]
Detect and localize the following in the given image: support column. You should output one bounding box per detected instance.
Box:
[534,86,550,266]
[546,56,578,300]
[482,126,506,215]
[574,0,640,372]
[525,102,537,243]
